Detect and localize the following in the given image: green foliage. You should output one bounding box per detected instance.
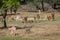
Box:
[6,0,20,9]
[1,0,8,9]
[0,0,20,10]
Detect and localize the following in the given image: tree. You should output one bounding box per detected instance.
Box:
[0,0,8,28]
[0,0,20,28]
[41,0,44,11]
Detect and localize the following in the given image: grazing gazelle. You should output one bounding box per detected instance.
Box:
[8,26,16,35]
[47,15,52,21]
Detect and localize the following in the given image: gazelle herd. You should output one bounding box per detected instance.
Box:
[14,13,54,23]
[0,13,54,23]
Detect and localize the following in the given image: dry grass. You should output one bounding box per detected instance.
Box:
[0,21,60,40]
[0,11,60,40]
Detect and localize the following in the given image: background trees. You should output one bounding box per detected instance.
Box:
[24,0,60,11]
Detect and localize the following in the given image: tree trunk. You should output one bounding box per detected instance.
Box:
[53,3,56,9]
[41,0,44,11]
[2,8,7,28]
[3,18,7,28]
